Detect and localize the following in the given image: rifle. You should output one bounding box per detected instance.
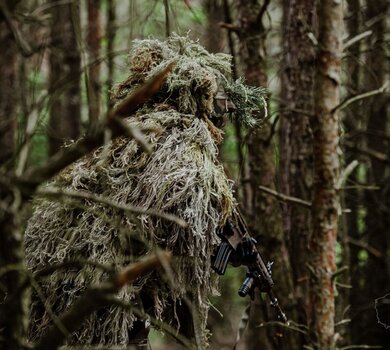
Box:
[211,209,287,323]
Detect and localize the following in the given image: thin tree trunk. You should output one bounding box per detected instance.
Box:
[87,0,101,125]
[48,0,81,156]
[204,0,225,53]
[106,0,116,110]
[279,1,316,347]
[236,1,294,349]
[0,4,25,349]
[0,1,18,165]
[309,0,343,348]
[343,0,361,345]
[361,0,389,347]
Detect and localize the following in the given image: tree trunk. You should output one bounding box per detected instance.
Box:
[87,0,101,125]
[0,1,18,165]
[236,1,294,349]
[48,0,81,156]
[279,1,316,347]
[204,0,225,53]
[0,4,26,349]
[361,0,389,347]
[106,0,116,110]
[344,0,361,345]
[309,0,342,349]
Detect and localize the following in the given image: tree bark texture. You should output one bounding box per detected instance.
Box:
[309,0,342,349]
[343,0,361,345]
[0,5,25,348]
[48,1,81,156]
[204,0,225,53]
[279,1,316,347]
[106,0,116,110]
[361,0,390,347]
[236,1,294,349]
[87,0,101,124]
[0,1,18,165]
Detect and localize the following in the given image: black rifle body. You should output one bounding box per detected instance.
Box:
[212,209,287,323]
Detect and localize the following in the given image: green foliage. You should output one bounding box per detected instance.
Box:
[225,78,268,128]
[30,133,48,166]
[358,249,368,267]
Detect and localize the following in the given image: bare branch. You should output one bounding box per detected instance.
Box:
[258,185,312,208]
[37,186,188,228]
[34,252,172,350]
[219,22,240,34]
[347,237,384,259]
[344,141,390,165]
[0,0,33,56]
[336,160,359,189]
[344,30,372,50]
[332,84,388,114]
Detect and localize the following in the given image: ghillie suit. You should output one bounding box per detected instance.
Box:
[25,34,267,348]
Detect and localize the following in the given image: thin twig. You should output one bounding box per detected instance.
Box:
[258,185,311,208]
[347,237,383,259]
[336,160,359,189]
[340,345,382,350]
[256,320,307,335]
[111,116,152,153]
[344,30,372,50]
[332,84,388,114]
[344,141,390,165]
[37,187,187,228]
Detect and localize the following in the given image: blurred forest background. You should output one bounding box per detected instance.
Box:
[0,0,389,349]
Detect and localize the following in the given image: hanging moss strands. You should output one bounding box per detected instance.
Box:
[25,34,268,347]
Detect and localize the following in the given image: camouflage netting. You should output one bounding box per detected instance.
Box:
[25,34,268,347]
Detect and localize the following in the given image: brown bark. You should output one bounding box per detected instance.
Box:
[87,0,101,125]
[360,0,390,347]
[279,1,316,347]
[0,1,18,165]
[48,1,81,156]
[0,3,25,348]
[236,1,293,349]
[204,0,225,53]
[344,0,361,345]
[106,0,116,110]
[309,0,343,349]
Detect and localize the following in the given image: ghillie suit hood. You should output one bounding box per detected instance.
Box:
[25,34,267,347]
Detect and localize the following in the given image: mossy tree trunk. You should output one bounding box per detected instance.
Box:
[48,0,81,156]
[309,0,342,348]
[279,1,316,347]
[236,1,294,349]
